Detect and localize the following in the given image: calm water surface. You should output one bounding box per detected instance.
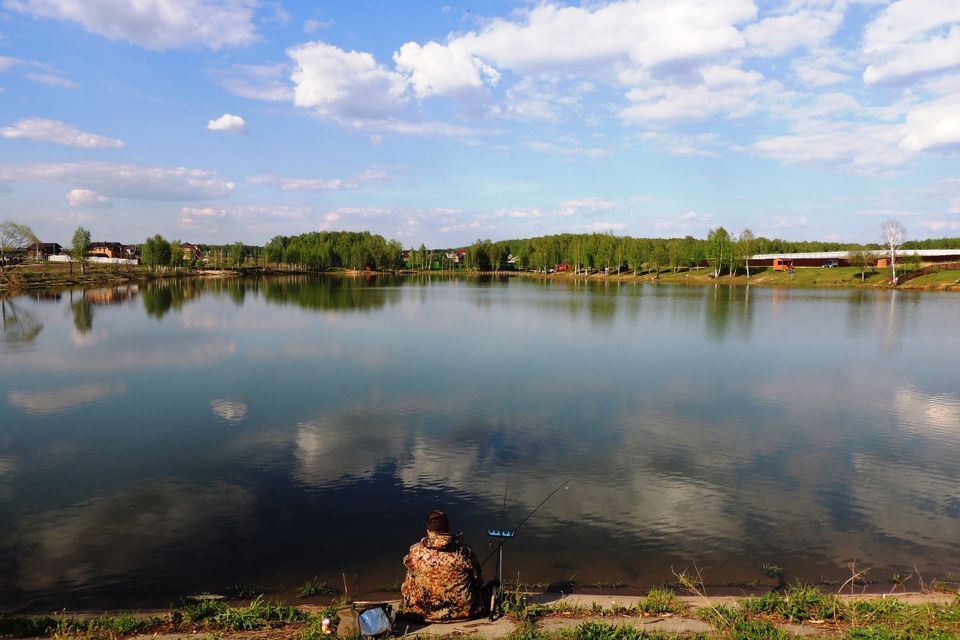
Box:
[1,276,959,607]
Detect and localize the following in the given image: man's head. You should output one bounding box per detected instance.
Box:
[426,510,450,533]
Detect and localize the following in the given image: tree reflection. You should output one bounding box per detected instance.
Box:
[1,298,43,348]
[71,297,94,334]
[260,276,396,312]
[142,280,201,319]
[705,284,732,342]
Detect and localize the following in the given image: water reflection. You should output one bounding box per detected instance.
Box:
[704,284,754,342]
[211,398,249,423]
[71,297,94,334]
[10,480,254,592]
[257,275,400,312]
[1,298,43,347]
[0,277,959,605]
[8,383,127,416]
[142,280,201,319]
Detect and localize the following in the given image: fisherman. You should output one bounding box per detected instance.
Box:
[401,510,485,622]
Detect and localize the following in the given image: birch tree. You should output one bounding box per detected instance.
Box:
[881,220,905,283]
[707,227,731,278]
[738,228,755,278]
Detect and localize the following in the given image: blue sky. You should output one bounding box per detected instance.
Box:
[1,0,959,247]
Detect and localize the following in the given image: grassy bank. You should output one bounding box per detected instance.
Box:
[3,586,959,639]
[0,262,248,293]
[509,265,960,291]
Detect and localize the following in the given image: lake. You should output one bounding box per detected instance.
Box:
[1,275,959,608]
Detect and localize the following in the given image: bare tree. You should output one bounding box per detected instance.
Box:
[0,221,38,281]
[881,220,905,284]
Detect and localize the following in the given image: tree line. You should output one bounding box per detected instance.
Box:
[459,230,960,277]
[5,219,960,278]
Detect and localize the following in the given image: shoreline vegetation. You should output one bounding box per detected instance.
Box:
[4,226,960,295]
[2,261,958,295]
[3,585,960,639]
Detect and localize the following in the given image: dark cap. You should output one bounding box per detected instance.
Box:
[426,510,450,533]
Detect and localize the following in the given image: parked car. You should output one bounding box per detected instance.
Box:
[822,260,839,268]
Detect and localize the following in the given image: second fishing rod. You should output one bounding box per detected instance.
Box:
[482,478,572,620]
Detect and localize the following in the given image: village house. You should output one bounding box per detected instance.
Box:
[25,242,63,261]
[181,243,203,262]
[88,242,125,259]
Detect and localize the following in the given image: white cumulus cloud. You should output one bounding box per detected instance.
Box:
[862,0,960,84]
[206,113,247,133]
[288,40,408,119]
[393,40,499,98]
[6,0,260,51]
[744,9,843,57]
[1,117,123,148]
[620,65,765,123]
[67,188,111,208]
[900,94,960,152]
[753,121,910,174]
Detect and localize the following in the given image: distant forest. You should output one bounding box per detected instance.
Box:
[253,229,960,273]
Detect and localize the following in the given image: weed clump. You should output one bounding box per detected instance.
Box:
[637,588,686,616]
[575,621,665,640]
[298,577,337,598]
[730,619,790,640]
[847,625,955,640]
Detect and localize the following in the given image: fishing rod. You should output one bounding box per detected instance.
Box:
[482,478,572,619]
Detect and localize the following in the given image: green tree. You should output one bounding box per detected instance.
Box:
[385,240,403,271]
[417,243,428,271]
[168,239,184,269]
[707,227,732,278]
[649,243,669,279]
[627,240,644,275]
[265,236,286,267]
[71,226,91,275]
[228,242,246,269]
[141,234,172,271]
[847,248,874,283]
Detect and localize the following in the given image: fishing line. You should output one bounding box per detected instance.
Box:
[481,478,571,567]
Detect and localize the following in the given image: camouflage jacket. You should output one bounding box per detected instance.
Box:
[401,530,484,622]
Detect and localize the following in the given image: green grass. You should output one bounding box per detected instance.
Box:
[899,269,960,287]
[0,612,166,639]
[177,595,307,630]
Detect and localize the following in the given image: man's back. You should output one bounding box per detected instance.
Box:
[401,528,484,621]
